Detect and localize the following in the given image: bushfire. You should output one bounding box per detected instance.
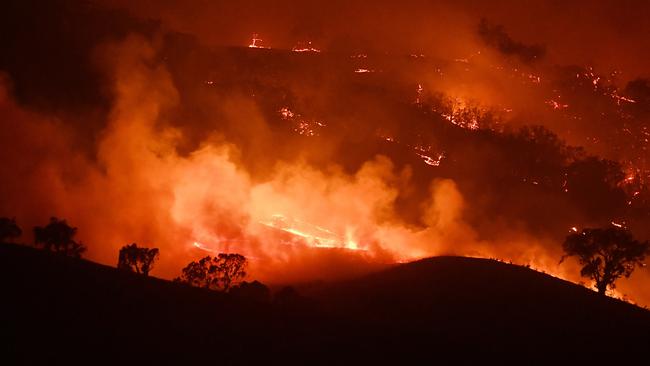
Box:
[1,0,649,307]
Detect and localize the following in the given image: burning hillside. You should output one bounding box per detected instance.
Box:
[0,0,649,304]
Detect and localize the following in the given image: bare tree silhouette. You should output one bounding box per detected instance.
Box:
[117,243,159,276]
[561,226,650,295]
[33,217,86,258]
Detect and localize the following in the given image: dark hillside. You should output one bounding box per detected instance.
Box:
[310,256,650,362]
[2,244,649,364]
[0,244,278,364]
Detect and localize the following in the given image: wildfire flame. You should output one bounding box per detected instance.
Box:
[258,214,364,251]
[1,13,649,306]
[292,41,321,53]
[248,33,269,49]
[278,107,325,136]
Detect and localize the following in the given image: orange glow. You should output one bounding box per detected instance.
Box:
[292,41,321,53]
[248,33,269,49]
[278,106,325,136]
[258,214,363,251]
[2,4,650,308]
[416,152,444,167]
[546,99,569,110]
[439,97,482,130]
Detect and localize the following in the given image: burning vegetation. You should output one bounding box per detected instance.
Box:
[0,0,649,305]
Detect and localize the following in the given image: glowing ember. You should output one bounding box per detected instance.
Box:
[295,121,321,136]
[612,94,636,105]
[248,33,269,49]
[278,107,325,136]
[579,67,601,90]
[292,41,321,53]
[546,99,569,110]
[415,83,424,104]
[416,152,445,167]
[526,73,542,84]
[279,107,295,119]
[192,241,216,252]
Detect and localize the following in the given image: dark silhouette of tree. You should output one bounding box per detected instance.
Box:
[565,157,628,219]
[33,217,86,258]
[506,125,580,189]
[0,217,21,243]
[117,243,159,276]
[561,226,650,295]
[176,256,215,288]
[216,253,247,291]
[176,254,247,291]
[230,280,270,303]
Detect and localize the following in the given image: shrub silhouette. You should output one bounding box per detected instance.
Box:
[33,217,86,258]
[176,253,247,291]
[0,217,21,243]
[561,226,650,294]
[117,243,159,276]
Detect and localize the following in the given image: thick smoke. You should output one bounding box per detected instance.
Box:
[0,1,648,304]
[478,19,545,63]
[0,35,585,285]
[0,37,498,282]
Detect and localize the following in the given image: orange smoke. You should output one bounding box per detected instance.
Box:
[1,31,648,305]
[0,37,466,281]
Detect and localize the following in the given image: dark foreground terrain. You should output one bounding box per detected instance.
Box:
[1,244,649,364]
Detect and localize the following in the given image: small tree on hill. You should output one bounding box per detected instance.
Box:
[176,254,247,291]
[561,226,649,295]
[34,217,86,258]
[176,256,215,288]
[0,217,21,243]
[117,243,159,276]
